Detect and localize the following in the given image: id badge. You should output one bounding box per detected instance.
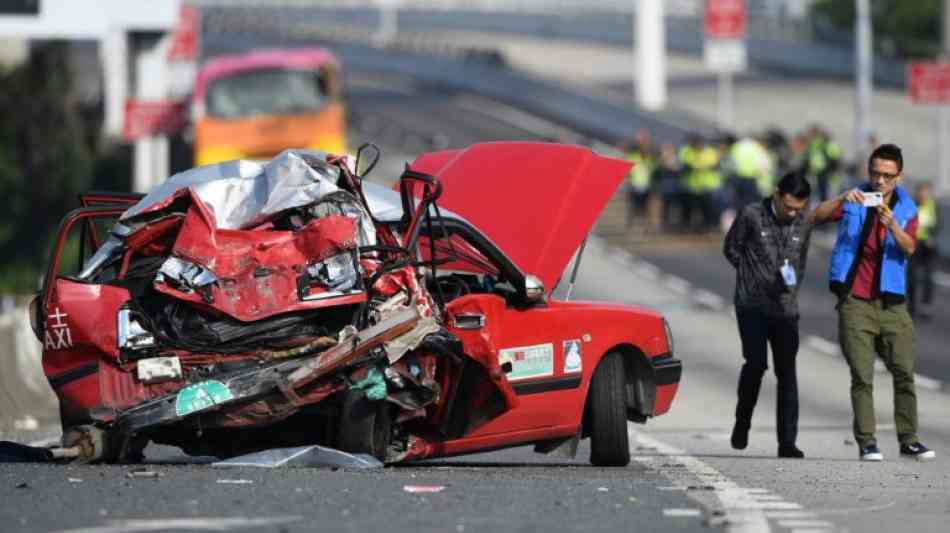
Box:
[780,259,797,288]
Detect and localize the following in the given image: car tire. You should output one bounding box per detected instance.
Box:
[588,351,631,466]
[337,390,391,461]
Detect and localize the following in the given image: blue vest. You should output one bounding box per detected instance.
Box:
[828,184,917,299]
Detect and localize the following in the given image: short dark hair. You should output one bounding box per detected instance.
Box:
[869,143,903,173]
[776,172,811,200]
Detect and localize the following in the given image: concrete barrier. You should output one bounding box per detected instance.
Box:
[0,308,60,434]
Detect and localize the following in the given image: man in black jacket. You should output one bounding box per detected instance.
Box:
[723,172,813,458]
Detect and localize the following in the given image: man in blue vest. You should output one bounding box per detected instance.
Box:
[810,143,935,461]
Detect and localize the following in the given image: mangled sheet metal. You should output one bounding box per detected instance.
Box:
[47,148,515,464]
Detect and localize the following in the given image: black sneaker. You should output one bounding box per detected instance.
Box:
[731,422,749,450]
[778,445,805,459]
[900,442,936,461]
[859,444,883,461]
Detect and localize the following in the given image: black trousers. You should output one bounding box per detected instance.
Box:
[907,243,937,316]
[735,308,800,447]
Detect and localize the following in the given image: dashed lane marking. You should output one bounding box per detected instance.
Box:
[777,520,834,528]
[694,289,726,311]
[633,430,773,533]
[805,335,840,357]
[662,275,692,295]
[763,511,819,519]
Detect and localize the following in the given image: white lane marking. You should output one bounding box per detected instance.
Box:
[789,530,831,533]
[662,275,692,295]
[663,509,702,517]
[915,373,942,391]
[763,511,818,519]
[805,335,839,357]
[816,500,896,515]
[694,289,726,311]
[778,520,834,528]
[609,248,634,265]
[49,516,303,533]
[750,495,784,501]
[634,261,661,281]
[633,431,772,533]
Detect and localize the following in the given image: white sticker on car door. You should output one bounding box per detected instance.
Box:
[563,339,582,373]
[499,343,554,381]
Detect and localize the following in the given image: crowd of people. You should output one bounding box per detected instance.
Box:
[622,125,844,234]
[621,126,940,319]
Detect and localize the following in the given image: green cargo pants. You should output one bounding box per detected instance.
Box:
[838,297,918,448]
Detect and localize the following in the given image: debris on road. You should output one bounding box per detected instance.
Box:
[212,444,382,469]
[126,469,163,479]
[403,485,446,493]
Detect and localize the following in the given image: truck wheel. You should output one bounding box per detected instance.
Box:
[588,351,631,466]
[337,390,391,461]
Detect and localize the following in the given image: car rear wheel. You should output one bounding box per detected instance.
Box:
[588,351,631,466]
[337,390,391,461]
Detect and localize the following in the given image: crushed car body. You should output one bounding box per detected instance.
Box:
[32,142,682,467]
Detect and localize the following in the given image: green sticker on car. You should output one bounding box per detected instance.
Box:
[175,380,234,417]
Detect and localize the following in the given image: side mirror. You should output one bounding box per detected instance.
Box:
[524,275,546,304]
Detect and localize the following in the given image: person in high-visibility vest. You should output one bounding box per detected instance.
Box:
[908,182,939,318]
[623,129,656,230]
[729,135,774,209]
[804,126,842,201]
[679,134,721,231]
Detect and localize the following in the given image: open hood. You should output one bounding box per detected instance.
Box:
[409,142,630,294]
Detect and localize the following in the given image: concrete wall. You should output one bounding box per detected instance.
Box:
[0,309,59,433]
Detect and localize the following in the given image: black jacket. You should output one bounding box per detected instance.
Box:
[723,198,812,318]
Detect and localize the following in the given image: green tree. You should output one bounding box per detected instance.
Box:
[0,43,94,293]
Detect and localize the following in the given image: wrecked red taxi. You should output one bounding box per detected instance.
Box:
[32,142,681,466]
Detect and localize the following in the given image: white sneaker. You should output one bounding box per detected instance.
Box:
[859,445,883,461]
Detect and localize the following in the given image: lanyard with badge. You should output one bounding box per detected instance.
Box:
[771,200,798,289]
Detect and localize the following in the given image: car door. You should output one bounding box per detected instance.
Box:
[430,223,578,438]
[35,206,131,425]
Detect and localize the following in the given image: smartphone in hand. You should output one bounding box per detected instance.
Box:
[862,191,883,207]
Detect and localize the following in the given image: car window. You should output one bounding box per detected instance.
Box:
[418,232,499,277]
[52,211,122,280]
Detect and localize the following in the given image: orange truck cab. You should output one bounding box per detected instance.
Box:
[192,47,347,166]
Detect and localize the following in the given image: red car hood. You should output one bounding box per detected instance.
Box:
[410,142,630,293]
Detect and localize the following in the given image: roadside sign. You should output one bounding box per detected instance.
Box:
[122,99,187,142]
[705,0,746,39]
[704,38,747,73]
[167,5,199,61]
[908,62,950,104]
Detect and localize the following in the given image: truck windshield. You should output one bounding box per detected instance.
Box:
[206,68,329,119]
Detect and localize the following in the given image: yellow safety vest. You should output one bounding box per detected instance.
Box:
[917,198,937,242]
